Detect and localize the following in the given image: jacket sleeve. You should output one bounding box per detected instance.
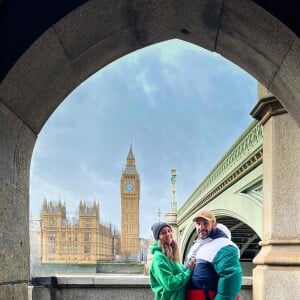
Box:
[212,245,242,300]
[152,252,192,292]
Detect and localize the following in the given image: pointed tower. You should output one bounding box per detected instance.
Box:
[120,143,140,260]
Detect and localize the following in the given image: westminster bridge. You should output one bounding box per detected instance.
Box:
[172,120,263,277]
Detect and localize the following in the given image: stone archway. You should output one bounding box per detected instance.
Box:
[0,0,299,298]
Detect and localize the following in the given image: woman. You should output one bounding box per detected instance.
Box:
[150,222,195,300]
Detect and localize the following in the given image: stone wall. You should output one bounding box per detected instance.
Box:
[29,275,252,300]
[96,262,145,274]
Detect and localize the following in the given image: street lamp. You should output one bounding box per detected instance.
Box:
[170,168,177,212]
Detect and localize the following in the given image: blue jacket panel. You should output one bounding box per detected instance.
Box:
[186,259,218,290]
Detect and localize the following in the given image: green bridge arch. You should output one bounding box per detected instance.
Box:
[175,121,263,275]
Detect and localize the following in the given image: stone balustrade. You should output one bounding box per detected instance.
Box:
[29,275,253,300]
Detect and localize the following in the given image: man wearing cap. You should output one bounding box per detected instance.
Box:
[185,210,242,300]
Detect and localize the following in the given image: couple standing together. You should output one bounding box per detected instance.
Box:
[149,209,242,300]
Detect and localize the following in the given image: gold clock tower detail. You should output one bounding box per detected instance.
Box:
[120,143,140,259]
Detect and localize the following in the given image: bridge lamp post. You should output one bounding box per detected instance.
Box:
[170,168,177,212]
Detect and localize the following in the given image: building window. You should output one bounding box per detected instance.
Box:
[49,218,55,225]
[84,245,90,254]
[84,232,91,242]
[50,245,55,254]
[49,232,56,241]
[85,219,91,227]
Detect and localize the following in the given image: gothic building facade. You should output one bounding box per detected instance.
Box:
[120,144,140,259]
[40,199,120,264]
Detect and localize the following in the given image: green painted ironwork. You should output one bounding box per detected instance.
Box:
[178,121,263,220]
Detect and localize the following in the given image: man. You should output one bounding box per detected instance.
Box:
[185,209,242,300]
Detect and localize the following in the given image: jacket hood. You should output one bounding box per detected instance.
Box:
[209,226,229,239]
[216,223,231,239]
[150,241,162,255]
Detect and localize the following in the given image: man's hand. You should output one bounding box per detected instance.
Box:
[188,257,196,271]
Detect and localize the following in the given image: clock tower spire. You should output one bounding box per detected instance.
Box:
[120,143,140,260]
[126,142,136,168]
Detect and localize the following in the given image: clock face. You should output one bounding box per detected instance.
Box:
[125,182,134,192]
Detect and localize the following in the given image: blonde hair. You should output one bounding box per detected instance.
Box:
[158,239,181,262]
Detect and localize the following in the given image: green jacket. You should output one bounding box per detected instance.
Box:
[213,246,242,300]
[150,241,192,300]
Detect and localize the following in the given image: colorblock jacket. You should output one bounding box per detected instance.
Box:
[186,224,242,300]
[150,241,192,300]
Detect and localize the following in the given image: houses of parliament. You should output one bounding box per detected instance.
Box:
[38,144,141,264]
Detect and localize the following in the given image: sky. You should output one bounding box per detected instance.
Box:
[29,39,257,239]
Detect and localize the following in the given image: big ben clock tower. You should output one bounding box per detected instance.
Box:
[120,143,140,259]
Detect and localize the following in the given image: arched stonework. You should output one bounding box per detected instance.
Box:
[0,0,299,298]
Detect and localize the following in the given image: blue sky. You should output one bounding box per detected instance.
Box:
[29,39,256,239]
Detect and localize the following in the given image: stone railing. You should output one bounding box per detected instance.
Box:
[177,120,263,222]
[29,275,253,300]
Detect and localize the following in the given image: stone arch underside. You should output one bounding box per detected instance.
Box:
[0,0,300,294]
